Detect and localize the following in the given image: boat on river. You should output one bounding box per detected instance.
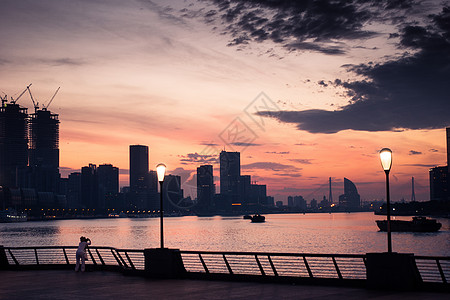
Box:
[376,216,441,232]
[0,209,27,223]
[250,214,265,223]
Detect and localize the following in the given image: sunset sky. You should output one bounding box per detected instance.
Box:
[1,0,449,203]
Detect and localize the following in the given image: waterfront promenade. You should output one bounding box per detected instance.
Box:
[1,270,447,300]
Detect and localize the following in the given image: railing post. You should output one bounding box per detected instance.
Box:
[34,249,39,265]
[332,257,343,279]
[303,256,313,278]
[267,255,278,276]
[255,255,265,276]
[63,248,70,264]
[223,254,233,275]
[436,259,447,284]
[198,254,209,273]
[96,249,105,266]
[0,246,9,269]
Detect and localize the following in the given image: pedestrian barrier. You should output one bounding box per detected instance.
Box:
[1,246,448,289]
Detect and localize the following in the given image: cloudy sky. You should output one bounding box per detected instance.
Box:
[1,0,449,203]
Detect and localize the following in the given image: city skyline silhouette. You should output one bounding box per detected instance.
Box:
[1,1,449,203]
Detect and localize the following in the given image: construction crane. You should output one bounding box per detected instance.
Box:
[42,87,60,110]
[11,83,32,104]
[27,84,39,112]
[1,94,7,107]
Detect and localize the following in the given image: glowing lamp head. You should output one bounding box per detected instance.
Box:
[156,163,166,182]
[379,148,392,172]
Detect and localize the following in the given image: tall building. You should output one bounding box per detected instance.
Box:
[129,145,149,191]
[97,164,119,209]
[294,195,307,210]
[220,151,240,207]
[0,103,28,188]
[429,166,448,201]
[147,170,159,210]
[338,178,361,210]
[129,145,149,209]
[250,183,267,205]
[81,164,98,208]
[197,165,215,213]
[238,175,251,205]
[67,172,81,208]
[28,108,60,193]
[447,127,450,167]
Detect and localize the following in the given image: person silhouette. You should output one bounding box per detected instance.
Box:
[74,236,91,272]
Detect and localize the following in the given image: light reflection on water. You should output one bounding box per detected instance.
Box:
[0,212,448,256]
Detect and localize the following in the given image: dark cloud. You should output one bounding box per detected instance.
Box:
[408,150,422,155]
[242,161,301,172]
[428,148,439,152]
[179,152,219,164]
[289,159,313,164]
[295,143,318,146]
[193,0,417,55]
[265,151,290,154]
[40,58,86,66]
[401,163,438,167]
[230,142,261,147]
[257,6,450,133]
[276,173,302,177]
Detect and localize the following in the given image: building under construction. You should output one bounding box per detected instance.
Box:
[0,85,61,209]
[0,102,29,188]
[28,108,60,193]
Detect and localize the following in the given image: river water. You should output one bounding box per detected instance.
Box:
[1,212,449,256]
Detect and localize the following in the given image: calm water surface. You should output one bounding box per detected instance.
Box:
[1,212,449,256]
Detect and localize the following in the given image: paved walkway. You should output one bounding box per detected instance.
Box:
[0,270,447,299]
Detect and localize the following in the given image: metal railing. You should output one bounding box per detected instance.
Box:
[180,251,367,282]
[1,246,449,287]
[2,246,145,272]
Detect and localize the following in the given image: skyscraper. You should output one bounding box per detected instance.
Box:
[129,145,150,209]
[447,127,450,167]
[28,108,60,193]
[197,165,215,213]
[97,164,119,209]
[67,172,81,208]
[81,164,98,208]
[429,166,448,201]
[129,145,149,191]
[338,178,361,210]
[220,151,240,207]
[0,103,28,188]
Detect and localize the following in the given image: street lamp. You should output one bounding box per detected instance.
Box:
[156,163,166,249]
[379,148,392,253]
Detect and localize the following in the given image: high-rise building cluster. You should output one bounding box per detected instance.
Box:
[194,151,269,214]
[2,88,447,217]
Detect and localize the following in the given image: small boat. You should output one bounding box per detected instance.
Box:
[0,209,27,223]
[251,214,265,223]
[376,216,442,232]
[243,215,252,220]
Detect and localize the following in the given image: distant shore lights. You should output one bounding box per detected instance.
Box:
[379,148,393,253]
[156,163,166,249]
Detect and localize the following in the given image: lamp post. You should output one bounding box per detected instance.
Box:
[156,163,166,249]
[379,148,393,253]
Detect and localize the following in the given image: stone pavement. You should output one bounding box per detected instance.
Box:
[0,270,447,300]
